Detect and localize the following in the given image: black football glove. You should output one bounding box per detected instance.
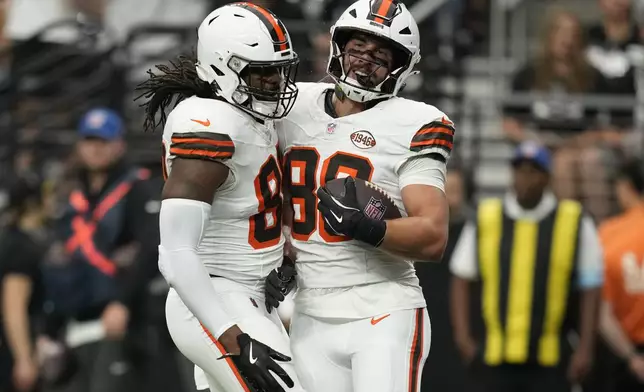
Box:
[316,176,387,248]
[265,256,297,313]
[219,333,294,392]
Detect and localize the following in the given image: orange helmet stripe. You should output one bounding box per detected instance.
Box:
[368,0,397,26]
[232,2,290,52]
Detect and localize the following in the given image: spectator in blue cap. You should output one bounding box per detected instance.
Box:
[512,140,551,172]
[39,107,163,392]
[510,141,552,209]
[76,108,125,172]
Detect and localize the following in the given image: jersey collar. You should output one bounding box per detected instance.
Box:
[504,191,557,221]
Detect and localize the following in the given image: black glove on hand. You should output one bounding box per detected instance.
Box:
[265,256,297,313]
[316,177,387,247]
[219,333,294,392]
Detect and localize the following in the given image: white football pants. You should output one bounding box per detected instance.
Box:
[165,277,305,392]
[290,308,431,392]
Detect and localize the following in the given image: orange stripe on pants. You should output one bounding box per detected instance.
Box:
[408,309,424,392]
[201,324,251,392]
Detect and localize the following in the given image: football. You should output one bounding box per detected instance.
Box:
[323,177,402,220]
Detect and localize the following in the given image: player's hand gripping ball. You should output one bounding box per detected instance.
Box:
[316,176,401,247]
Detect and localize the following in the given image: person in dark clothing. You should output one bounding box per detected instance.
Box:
[586,0,639,97]
[0,178,48,392]
[124,174,201,392]
[39,108,160,392]
[502,9,626,142]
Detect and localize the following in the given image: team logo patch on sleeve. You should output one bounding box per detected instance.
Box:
[364,197,387,220]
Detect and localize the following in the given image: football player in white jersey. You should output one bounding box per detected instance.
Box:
[136,3,305,392]
[267,0,451,391]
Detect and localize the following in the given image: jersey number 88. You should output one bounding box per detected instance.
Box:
[283,147,374,243]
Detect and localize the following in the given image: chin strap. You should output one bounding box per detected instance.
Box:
[331,83,388,112]
[325,89,339,118]
[334,84,347,102]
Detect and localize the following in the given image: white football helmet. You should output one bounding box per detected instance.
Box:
[327,0,421,103]
[196,3,299,119]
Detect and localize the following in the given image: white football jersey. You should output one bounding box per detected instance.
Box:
[162,96,284,291]
[277,82,453,318]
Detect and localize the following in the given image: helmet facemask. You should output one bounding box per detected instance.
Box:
[328,29,413,102]
[226,55,299,120]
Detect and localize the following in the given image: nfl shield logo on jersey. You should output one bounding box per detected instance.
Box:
[364,197,387,220]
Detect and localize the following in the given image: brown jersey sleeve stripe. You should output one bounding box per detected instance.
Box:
[171,137,234,149]
[410,139,453,154]
[414,126,454,137]
[233,2,289,52]
[170,141,234,154]
[171,132,233,143]
[411,130,453,144]
[171,137,233,148]
[171,132,235,157]
[410,122,454,153]
[414,121,455,136]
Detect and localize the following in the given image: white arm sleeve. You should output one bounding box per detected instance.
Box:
[449,222,478,280]
[397,156,447,192]
[158,198,235,339]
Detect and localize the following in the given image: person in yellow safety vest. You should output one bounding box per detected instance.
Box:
[450,141,603,392]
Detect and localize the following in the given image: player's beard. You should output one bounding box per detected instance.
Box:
[243,78,282,117]
[344,52,384,88]
[252,82,284,116]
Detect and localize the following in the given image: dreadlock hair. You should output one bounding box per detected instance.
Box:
[135,55,218,133]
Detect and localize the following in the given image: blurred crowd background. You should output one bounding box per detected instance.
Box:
[0,0,643,391]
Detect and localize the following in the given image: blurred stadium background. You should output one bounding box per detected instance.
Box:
[2,0,642,216]
[0,0,642,391]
